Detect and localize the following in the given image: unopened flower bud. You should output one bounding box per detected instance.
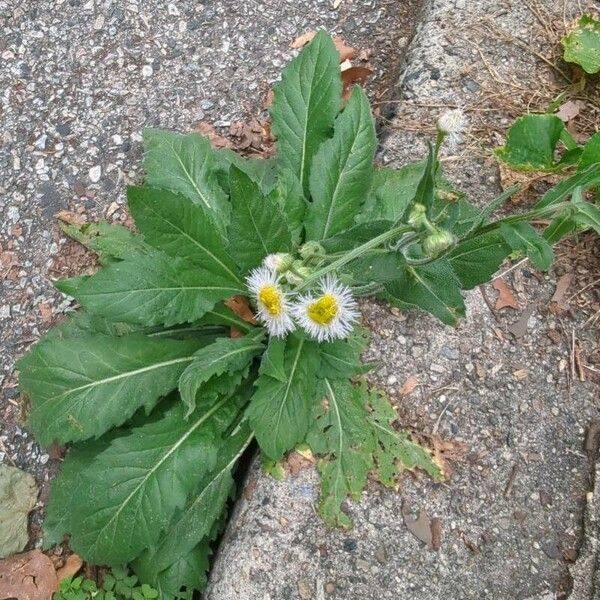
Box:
[299,241,325,260]
[422,229,455,257]
[262,253,294,273]
[408,203,428,229]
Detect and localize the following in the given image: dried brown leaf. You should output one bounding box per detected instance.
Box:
[38,302,53,325]
[513,369,528,381]
[398,375,419,396]
[431,436,469,479]
[341,66,373,101]
[0,550,58,600]
[556,100,584,123]
[402,505,433,548]
[224,296,258,325]
[291,31,316,49]
[195,122,233,149]
[492,278,519,310]
[549,273,573,313]
[55,554,83,582]
[55,211,86,225]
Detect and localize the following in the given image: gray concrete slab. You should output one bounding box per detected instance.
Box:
[206,0,600,598]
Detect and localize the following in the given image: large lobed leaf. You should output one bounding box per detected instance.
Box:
[246,334,321,459]
[227,166,292,273]
[270,30,342,197]
[128,186,242,286]
[179,332,264,416]
[57,250,245,327]
[143,129,229,228]
[19,334,205,446]
[50,394,246,565]
[305,86,376,241]
[307,380,441,527]
[132,425,254,594]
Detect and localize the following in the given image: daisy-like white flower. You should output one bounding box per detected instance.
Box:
[246,266,295,337]
[436,109,466,149]
[292,275,359,342]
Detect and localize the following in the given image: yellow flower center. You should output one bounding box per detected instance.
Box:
[307,294,339,325]
[258,285,283,316]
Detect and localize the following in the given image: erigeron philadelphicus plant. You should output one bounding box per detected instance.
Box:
[18,32,600,599]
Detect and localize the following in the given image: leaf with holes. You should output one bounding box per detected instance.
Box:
[562,15,600,74]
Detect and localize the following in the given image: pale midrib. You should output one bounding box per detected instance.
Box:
[85,284,244,297]
[90,394,229,554]
[409,268,453,317]
[154,430,255,569]
[321,115,364,240]
[169,142,212,211]
[274,339,303,440]
[203,344,263,371]
[37,355,195,409]
[325,378,344,461]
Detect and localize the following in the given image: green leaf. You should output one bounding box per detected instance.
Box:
[543,212,578,244]
[448,231,511,289]
[57,251,244,327]
[499,222,554,270]
[573,201,600,234]
[213,150,277,194]
[562,15,600,74]
[367,391,442,484]
[349,251,406,284]
[148,542,210,600]
[536,162,600,208]
[411,142,437,216]
[319,330,370,379]
[44,433,119,548]
[580,131,600,170]
[307,381,441,527]
[196,303,255,334]
[359,162,426,223]
[320,220,392,254]
[384,260,465,325]
[305,86,376,241]
[19,334,204,445]
[142,129,229,226]
[134,425,253,576]
[270,30,342,197]
[460,186,520,236]
[179,332,264,417]
[66,395,245,565]
[128,186,242,286]
[495,114,565,171]
[60,221,150,264]
[258,337,287,382]
[227,166,292,273]
[246,334,321,459]
[267,169,306,244]
[307,379,373,528]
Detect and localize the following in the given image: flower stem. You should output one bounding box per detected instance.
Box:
[296,225,414,291]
